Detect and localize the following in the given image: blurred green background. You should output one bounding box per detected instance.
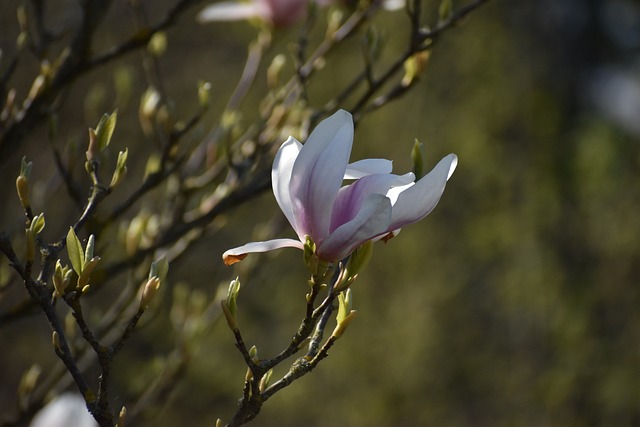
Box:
[1,0,639,426]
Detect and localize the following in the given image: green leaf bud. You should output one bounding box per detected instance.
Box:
[18,364,41,404]
[336,289,353,325]
[83,234,95,268]
[332,310,356,339]
[439,0,453,22]
[333,289,356,339]
[53,260,70,297]
[149,256,169,285]
[411,139,425,179]
[94,110,118,151]
[221,299,238,331]
[16,157,32,209]
[29,213,45,235]
[226,277,241,317]
[66,227,84,276]
[147,32,167,57]
[347,240,373,277]
[303,236,316,270]
[109,148,128,189]
[197,81,211,108]
[77,256,100,290]
[259,368,274,393]
[267,54,286,89]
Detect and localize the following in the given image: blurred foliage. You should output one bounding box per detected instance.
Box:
[1,0,639,426]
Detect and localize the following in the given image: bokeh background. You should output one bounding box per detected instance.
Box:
[1,0,639,426]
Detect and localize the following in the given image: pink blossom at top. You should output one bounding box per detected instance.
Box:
[197,0,311,28]
[223,109,457,265]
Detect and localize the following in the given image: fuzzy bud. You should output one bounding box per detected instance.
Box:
[16,175,30,209]
[140,276,161,310]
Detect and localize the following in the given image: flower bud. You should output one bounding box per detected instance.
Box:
[140,276,161,310]
[16,175,30,209]
[86,128,98,163]
[267,55,286,89]
[18,364,41,405]
[116,406,127,427]
[51,331,60,351]
[147,32,167,57]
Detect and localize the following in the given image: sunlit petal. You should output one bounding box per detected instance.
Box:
[197,2,268,22]
[290,110,353,242]
[222,238,304,265]
[388,154,457,230]
[319,193,392,261]
[272,137,302,237]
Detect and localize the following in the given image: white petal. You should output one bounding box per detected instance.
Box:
[382,0,405,10]
[289,110,354,242]
[272,137,302,237]
[318,193,392,261]
[222,238,304,265]
[344,158,393,179]
[197,2,267,22]
[388,154,457,230]
[30,394,97,427]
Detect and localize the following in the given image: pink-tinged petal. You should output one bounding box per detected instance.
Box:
[222,238,304,265]
[344,159,393,179]
[265,0,309,27]
[289,110,353,243]
[197,2,268,22]
[388,154,458,230]
[330,172,415,232]
[318,193,392,261]
[272,137,302,238]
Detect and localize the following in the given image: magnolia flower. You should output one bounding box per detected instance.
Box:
[197,0,312,28]
[30,394,98,427]
[197,0,406,29]
[223,109,457,265]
